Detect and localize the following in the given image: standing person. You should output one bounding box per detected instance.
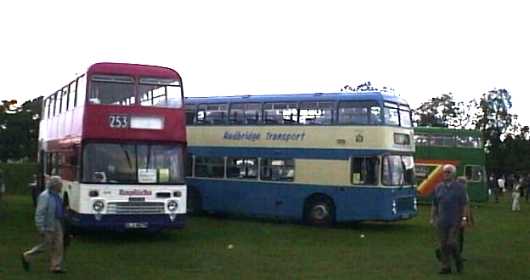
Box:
[525,174,530,202]
[21,176,66,273]
[497,176,506,196]
[0,170,5,218]
[512,178,522,211]
[430,164,468,274]
[488,174,498,203]
[526,174,530,203]
[0,169,5,201]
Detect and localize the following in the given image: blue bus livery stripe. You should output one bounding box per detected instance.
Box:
[188,146,391,159]
[186,178,416,222]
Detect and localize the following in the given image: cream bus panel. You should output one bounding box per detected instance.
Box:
[295,159,351,186]
[187,126,414,152]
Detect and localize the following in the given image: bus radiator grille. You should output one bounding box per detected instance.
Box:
[106,202,165,215]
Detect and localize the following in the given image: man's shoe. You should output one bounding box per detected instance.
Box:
[21,255,29,272]
[456,260,464,273]
[439,268,452,274]
[51,269,66,274]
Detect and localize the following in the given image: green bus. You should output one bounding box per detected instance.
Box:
[414,127,488,202]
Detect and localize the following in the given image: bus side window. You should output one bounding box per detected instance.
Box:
[351,157,378,185]
[300,101,335,125]
[206,104,228,125]
[464,165,483,182]
[195,156,224,178]
[51,92,58,117]
[260,158,294,181]
[42,98,48,119]
[62,86,69,112]
[76,75,86,107]
[229,103,245,125]
[244,103,261,124]
[69,80,77,110]
[185,153,193,177]
[196,106,206,124]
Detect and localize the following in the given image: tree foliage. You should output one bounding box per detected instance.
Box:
[0,97,42,162]
[413,93,474,128]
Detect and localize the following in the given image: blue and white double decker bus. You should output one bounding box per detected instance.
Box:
[184,91,417,225]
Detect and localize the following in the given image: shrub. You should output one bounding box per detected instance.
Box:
[0,162,38,195]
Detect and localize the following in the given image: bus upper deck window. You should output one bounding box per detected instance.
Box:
[139,78,183,108]
[383,102,399,126]
[89,75,135,106]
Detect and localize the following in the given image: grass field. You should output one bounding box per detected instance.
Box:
[0,194,528,280]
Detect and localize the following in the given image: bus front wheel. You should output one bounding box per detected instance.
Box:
[304,195,335,226]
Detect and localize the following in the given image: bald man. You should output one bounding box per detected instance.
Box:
[21,176,66,273]
[430,164,468,274]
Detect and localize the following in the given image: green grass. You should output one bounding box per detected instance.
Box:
[1,194,529,280]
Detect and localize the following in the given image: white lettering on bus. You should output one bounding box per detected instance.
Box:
[119,189,152,196]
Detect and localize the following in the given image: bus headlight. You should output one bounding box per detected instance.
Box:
[167,200,178,212]
[92,200,105,212]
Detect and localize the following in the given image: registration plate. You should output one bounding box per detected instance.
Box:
[125,222,148,229]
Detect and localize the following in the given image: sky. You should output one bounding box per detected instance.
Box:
[1,0,529,125]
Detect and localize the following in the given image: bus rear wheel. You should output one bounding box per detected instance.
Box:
[304,196,335,226]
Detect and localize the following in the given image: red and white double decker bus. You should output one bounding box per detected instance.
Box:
[37,62,187,231]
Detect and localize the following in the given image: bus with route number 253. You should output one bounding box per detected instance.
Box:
[37,62,187,231]
[184,91,417,225]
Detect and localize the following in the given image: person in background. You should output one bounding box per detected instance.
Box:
[430,164,468,274]
[497,176,506,196]
[525,173,530,203]
[0,170,5,217]
[21,176,66,273]
[0,169,5,201]
[512,178,522,211]
[488,174,498,203]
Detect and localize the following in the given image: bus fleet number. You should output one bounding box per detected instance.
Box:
[109,115,129,128]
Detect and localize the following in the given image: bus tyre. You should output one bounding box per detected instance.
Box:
[304,196,335,226]
[187,188,202,215]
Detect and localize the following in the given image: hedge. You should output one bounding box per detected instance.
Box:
[0,163,38,195]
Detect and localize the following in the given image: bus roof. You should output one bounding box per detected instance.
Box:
[87,62,181,80]
[414,127,481,137]
[185,91,409,106]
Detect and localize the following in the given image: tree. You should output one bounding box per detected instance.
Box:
[473,89,518,175]
[414,93,471,128]
[0,97,43,162]
[340,81,394,93]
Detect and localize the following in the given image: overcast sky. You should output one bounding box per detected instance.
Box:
[1,0,529,125]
